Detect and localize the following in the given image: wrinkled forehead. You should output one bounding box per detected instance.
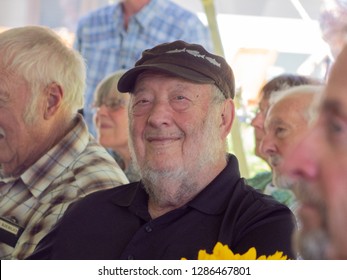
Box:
[264,103,286,129]
[266,95,312,125]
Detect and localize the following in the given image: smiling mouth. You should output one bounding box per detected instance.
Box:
[147,137,180,144]
[146,133,185,147]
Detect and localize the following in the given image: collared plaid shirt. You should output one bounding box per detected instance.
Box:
[74,0,212,135]
[0,114,129,259]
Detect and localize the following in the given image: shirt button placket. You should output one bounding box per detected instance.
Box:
[145,224,152,233]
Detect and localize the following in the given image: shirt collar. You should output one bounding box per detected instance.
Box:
[111,183,151,221]
[131,0,162,29]
[0,172,17,184]
[187,154,241,215]
[20,114,90,199]
[112,3,124,29]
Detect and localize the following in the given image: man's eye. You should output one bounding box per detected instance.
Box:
[324,116,347,148]
[328,119,344,134]
[134,99,150,106]
[275,127,286,136]
[170,95,191,111]
[131,98,152,116]
[174,95,186,100]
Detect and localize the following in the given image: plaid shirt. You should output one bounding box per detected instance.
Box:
[74,0,212,135]
[0,114,129,259]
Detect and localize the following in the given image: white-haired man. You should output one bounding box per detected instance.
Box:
[260,85,322,210]
[0,26,128,259]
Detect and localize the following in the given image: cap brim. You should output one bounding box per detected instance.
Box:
[117,63,215,93]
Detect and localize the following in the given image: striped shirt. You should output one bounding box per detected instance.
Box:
[74,0,212,135]
[0,114,129,259]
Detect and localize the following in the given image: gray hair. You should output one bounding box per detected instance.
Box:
[268,85,324,124]
[0,26,86,123]
[211,84,226,104]
[93,69,128,105]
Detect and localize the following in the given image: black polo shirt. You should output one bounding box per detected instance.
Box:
[28,154,296,260]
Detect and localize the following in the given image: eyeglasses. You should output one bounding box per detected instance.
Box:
[93,98,127,111]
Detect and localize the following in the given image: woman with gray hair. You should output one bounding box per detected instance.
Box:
[93,70,140,182]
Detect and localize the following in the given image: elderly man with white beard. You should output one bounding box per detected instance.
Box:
[28,40,296,260]
[260,85,323,212]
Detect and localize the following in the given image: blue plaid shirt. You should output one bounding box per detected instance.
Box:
[74,0,212,135]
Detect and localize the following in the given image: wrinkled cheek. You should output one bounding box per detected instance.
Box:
[254,128,265,142]
[0,140,19,176]
[0,139,14,161]
[129,137,146,166]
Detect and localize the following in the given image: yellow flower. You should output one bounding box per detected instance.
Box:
[182,242,289,260]
[257,250,288,260]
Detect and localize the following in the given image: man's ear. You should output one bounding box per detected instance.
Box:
[220,98,235,139]
[44,82,63,119]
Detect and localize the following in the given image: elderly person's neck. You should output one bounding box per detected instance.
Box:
[122,0,150,29]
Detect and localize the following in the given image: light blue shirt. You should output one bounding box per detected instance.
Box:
[74,0,212,135]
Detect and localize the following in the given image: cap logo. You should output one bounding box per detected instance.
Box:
[166,48,221,68]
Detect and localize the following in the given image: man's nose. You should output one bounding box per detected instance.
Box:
[251,112,264,130]
[260,133,277,159]
[281,128,319,181]
[147,101,173,128]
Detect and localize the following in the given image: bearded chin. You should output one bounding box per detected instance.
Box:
[142,166,193,206]
[141,165,186,183]
[129,144,188,183]
[273,172,295,189]
[128,143,194,206]
[294,228,331,259]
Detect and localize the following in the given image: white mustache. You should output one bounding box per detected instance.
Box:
[269,154,282,167]
[0,127,5,138]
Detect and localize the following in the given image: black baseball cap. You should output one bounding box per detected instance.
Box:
[117,40,235,99]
